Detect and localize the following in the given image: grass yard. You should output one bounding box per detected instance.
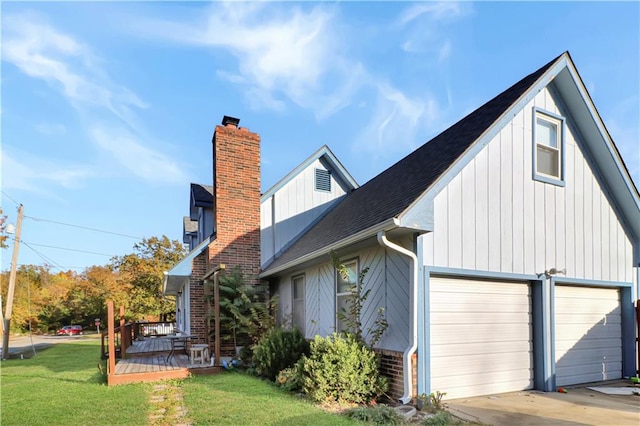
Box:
[0,337,148,425]
[182,371,357,425]
[1,338,358,425]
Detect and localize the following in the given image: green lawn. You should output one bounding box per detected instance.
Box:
[183,371,357,425]
[0,338,148,425]
[1,338,358,425]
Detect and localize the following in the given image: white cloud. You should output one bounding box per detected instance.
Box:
[2,11,186,187]
[131,2,353,116]
[129,2,462,160]
[1,149,92,193]
[90,126,188,185]
[353,81,442,159]
[3,12,147,119]
[396,2,465,27]
[396,2,470,58]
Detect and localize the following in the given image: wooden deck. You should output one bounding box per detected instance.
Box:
[107,336,221,385]
[125,336,172,356]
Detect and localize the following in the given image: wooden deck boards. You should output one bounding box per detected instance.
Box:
[108,336,220,385]
[126,337,171,355]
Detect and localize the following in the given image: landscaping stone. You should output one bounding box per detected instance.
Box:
[393,405,417,420]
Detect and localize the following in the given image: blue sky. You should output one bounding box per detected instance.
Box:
[1,1,638,272]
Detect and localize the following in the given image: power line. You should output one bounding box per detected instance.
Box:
[0,191,20,207]
[20,241,66,271]
[17,264,89,270]
[24,215,144,240]
[19,241,116,257]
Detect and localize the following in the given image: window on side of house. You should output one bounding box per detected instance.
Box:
[336,259,358,332]
[292,274,305,335]
[533,108,565,185]
[314,168,331,192]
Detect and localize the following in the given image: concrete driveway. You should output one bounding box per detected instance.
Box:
[446,381,640,426]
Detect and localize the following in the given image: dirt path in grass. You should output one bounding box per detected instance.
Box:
[148,382,192,426]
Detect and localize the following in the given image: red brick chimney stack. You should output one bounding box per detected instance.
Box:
[208,115,261,281]
[189,116,261,347]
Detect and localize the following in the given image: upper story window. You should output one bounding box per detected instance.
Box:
[336,259,357,332]
[292,274,305,335]
[533,108,565,186]
[314,168,331,192]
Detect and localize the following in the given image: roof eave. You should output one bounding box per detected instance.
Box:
[260,217,400,278]
[163,236,211,295]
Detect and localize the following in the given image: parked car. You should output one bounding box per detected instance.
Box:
[56,325,83,336]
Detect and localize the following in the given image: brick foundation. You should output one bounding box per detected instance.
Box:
[376,349,418,401]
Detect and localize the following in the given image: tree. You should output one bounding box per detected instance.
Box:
[111,236,186,320]
[0,207,8,248]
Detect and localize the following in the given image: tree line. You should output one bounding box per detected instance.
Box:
[0,236,186,334]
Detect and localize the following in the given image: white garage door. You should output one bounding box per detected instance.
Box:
[554,286,622,386]
[430,277,533,400]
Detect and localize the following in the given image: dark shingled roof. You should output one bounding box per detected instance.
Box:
[191,183,214,206]
[183,216,198,234]
[263,54,563,274]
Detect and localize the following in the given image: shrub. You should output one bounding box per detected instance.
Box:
[416,391,447,413]
[347,405,403,425]
[275,363,304,392]
[301,333,387,404]
[252,327,309,381]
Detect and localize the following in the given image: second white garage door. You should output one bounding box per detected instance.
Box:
[554,285,622,386]
[430,277,533,400]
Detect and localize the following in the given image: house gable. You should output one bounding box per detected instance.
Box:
[402,53,640,264]
[261,145,358,268]
[420,84,635,281]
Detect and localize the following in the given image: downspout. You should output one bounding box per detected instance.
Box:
[377,231,418,405]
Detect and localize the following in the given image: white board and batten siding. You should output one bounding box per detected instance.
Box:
[422,86,634,282]
[554,286,622,386]
[277,243,411,352]
[430,277,533,400]
[261,159,349,267]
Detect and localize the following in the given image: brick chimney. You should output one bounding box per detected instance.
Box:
[208,115,261,280]
[188,116,261,348]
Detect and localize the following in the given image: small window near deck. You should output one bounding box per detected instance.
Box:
[533,109,565,185]
[314,168,331,192]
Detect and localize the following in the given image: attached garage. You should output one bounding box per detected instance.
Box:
[429,277,534,400]
[554,285,622,387]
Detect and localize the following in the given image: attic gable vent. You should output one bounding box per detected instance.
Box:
[314,168,331,192]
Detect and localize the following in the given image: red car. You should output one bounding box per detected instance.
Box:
[56,325,83,336]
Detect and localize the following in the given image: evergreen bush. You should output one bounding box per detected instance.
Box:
[301,333,387,404]
[252,327,309,381]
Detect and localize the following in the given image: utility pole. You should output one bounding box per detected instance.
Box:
[2,204,23,360]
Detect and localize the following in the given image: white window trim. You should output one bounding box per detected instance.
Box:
[335,258,358,332]
[292,274,305,334]
[532,107,566,187]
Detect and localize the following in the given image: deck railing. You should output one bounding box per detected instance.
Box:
[101,301,176,365]
[137,321,176,337]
